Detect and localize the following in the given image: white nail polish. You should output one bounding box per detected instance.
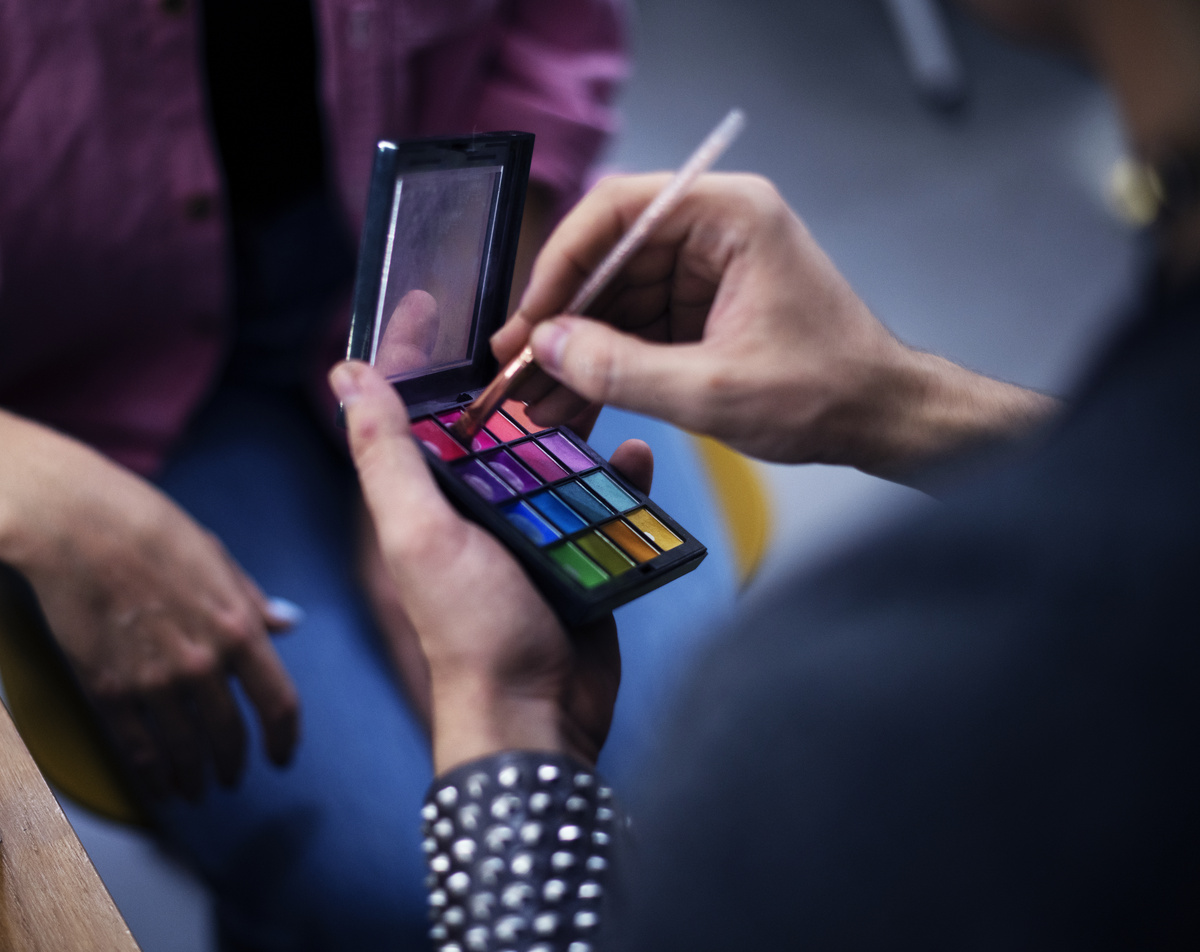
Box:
[266,596,306,627]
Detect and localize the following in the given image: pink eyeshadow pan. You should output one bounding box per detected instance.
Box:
[538,433,594,473]
[438,409,497,451]
[411,419,466,461]
[484,411,524,443]
[511,441,567,481]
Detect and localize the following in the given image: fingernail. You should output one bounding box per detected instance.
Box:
[266,596,306,627]
[530,320,570,373]
[329,361,365,407]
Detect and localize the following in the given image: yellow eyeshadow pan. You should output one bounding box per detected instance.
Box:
[576,531,635,576]
[601,520,659,563]
[626,508,683,551]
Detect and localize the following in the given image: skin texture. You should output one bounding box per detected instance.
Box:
[0,410,299,799]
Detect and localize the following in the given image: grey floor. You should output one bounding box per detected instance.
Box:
[61,1,1142,949]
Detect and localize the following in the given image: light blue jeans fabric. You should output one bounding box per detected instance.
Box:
[152,383,737,950]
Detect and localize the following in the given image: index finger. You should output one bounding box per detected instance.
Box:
[491,174,676,363]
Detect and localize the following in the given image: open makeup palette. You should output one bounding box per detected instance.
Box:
[345,133,705,625]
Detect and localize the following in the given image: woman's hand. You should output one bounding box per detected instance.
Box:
[332,360,638,775]
[492,173,1057,480]
[0,410,300,800]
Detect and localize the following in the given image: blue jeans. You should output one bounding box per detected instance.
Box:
[152,383,737,950]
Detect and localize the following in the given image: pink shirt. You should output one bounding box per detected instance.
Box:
[0,0,625,475]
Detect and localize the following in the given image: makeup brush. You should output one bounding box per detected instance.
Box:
[448,108,746,444]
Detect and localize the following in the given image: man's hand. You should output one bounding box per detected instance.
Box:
[332,360,639,775]
[0,411,300,800]
[492,173,1058,480]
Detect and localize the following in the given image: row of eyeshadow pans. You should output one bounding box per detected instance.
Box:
[410,401,683,589]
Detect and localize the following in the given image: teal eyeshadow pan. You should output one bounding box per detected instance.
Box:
[583,471,636,511]
[556,481,612,522]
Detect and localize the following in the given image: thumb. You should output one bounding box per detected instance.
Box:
[329,361,454,565]
[529,316,707,429]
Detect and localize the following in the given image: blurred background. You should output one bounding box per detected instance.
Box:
[60,1,1142,948]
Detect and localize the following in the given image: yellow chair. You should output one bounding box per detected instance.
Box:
[0,568,147,825]
[0,437,771,827]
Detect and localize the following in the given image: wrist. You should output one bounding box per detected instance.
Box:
[849,344,1059,481]
[431,674,577,776]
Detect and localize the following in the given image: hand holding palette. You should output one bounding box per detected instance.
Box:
[345,133,705,625]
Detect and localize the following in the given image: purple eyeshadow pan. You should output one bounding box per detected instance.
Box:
[511,441,567,481]
[537,433,594,473]
[483,450,542,493]
[452,459,515,502]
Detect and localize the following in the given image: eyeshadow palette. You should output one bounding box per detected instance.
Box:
[345,133,705,625]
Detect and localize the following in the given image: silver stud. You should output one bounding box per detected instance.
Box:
[519,822,542,846]
[568,943,593,952]
[447,871,471,896]
[431,853,451,874]
[573,772,594,789]
[433,818,454,840]
[429,889,448,909]
[510,852,534,876]
[533,912,559,936]
[586,855,607,873]
[530,946,554,952]
[494,915,527,944]
[528,792,552,815]
[491,793,522,821]
[452,838,477,864]
[429,924,448,942]
[558,824,582,842]
[422,802,439,822]
[422,837,438,855]
[469,891,495,920]
[458,804,483,832]
[542,879,567,903]
[484,825,515,853]
[466,772,490,799]
[497,765,521,787]
[436,786,459,808]
[595,806,614,823]
[501,882,533,909]
[578,881,602,900]
[565,796,587,814]
[537,764,560,783]
[464,926,489,952]
[597,786,612,800]
[550,851,575,871]
[444,907,466,929]
[574,910,599,931]
[591,830,610,847]
[440,943,463,952]
[478,856,506,886]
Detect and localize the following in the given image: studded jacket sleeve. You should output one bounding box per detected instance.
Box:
[421,751,621,952]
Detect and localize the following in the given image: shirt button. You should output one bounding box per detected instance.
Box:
[160,0,188,15]
[183,193,216,221]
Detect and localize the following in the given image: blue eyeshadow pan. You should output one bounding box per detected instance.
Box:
[501,500,560,545]
[530,491,587,533]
